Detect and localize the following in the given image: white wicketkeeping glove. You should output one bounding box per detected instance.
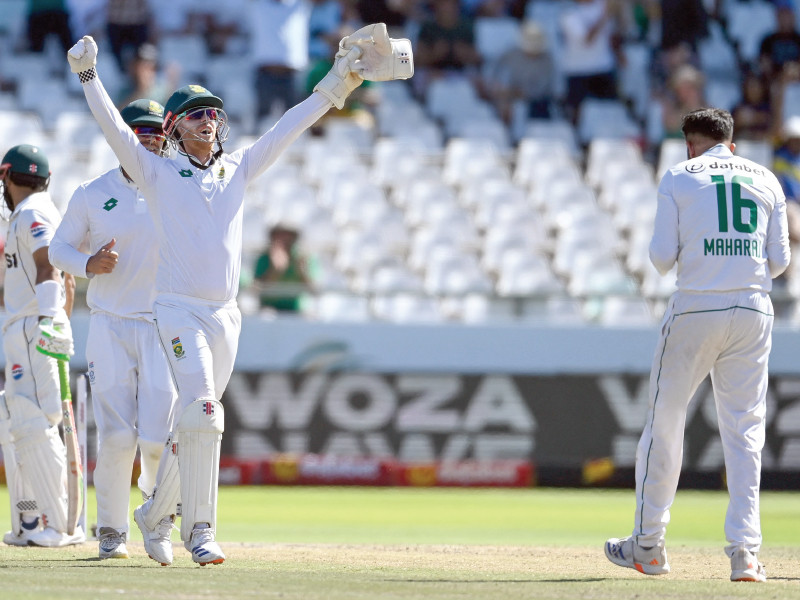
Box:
[313,45,364,110]
[67,35,98,74]
[36,318,74,362]
[341,23,414,82]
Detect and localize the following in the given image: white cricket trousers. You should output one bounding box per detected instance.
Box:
[153,294,241,410]
[3,316,62,425]
[87,312,176,533]
[634,290,772,556]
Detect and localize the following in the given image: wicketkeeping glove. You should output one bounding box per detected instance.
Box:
[35,318,74,362]
[313,45,364,110]
[67,35,98,79]
[342,23,414,82]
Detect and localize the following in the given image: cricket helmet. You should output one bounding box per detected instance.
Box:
[163,84,225,139]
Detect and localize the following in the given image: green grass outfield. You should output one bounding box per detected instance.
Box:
[1,486,799,599]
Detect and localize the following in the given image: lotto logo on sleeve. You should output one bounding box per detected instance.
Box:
[171,337,186,360]
[30,221,48,238]
[11,364,23,380]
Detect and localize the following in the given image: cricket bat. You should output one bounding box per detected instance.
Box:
[58,360,83,536]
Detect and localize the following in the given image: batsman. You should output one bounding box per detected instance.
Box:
[0,144,83,547]
[67,24,412,565]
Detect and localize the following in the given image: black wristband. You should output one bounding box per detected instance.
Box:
[78,67,96,84]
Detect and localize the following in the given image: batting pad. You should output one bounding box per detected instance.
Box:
[9,395,68,532]
[0,399,29,534]
[177,398,224,542]
[141,433,181,530]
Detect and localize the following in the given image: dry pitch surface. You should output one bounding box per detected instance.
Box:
[3,541,800,600]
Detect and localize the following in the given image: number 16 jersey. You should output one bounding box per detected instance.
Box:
[649,143,791,292]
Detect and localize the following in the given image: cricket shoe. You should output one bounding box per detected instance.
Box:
[134,506,175,566]
[186,525,225,566]
[730,548,766,582]
[98,527,129,559]
[27,525,86,547]
[3,517,41,546]
[604,536,670,575]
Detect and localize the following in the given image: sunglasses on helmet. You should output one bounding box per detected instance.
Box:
[133,126,164,136]
[181,107,219,121]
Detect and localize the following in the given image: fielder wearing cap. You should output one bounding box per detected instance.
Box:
[48,97,178,561]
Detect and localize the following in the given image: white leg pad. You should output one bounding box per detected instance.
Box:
[141,433,181,530]
[177,399,224,542]
[8,395,68,532]
[0,393,36,534]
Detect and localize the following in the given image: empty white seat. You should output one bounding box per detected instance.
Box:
[577,99,641,144]
[312,292,371,322]
[475,16,522,61]
[371,293,444,323]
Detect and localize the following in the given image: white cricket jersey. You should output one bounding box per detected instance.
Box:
[81,75,332,302]
[2,192,64,327]
[49,167,159,320]
[650,144,791,292]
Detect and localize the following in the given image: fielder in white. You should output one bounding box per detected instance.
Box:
[49,99,177,560]
[605,108,791,582]
[67,25,412,565]
[0,144,82,547]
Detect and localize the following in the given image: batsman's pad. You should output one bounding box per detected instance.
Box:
[0,393,37,536]
[341,22,413,81]
[141,433,181,530]
[177,398,224,542]
[8,395,68,533]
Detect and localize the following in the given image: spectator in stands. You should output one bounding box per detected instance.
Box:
[355,0,417,37]
[660,0,708,56]
[661,63,706,138]
[559,0,624,123]
[254,223,317,313]
[483,20,555,124]
[249,0,311,120]
[115,43,176,108]
[183,0,248,55]
[774,116,800,205]
[758,2,800,79]
[26,0,74,54]
[105,0,154,73]
[463,0,528,19]
[414,0,483,95]
[309,0,345,64]
[731,70,774,142]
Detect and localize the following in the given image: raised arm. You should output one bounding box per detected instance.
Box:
[67,36,159,195]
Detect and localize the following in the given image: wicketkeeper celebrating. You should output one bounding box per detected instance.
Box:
[0,144,82,547]
[67,25,412,565]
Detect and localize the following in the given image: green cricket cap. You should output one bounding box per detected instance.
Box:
[1,144,49,177]
[120,99,165,129]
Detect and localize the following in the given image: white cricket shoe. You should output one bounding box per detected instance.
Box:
[186,525,225,566]
[730,548,766,582]
[98,527,129,559]
[27,525,86,547]
[134,506,174,566]
[3,517,41,546]
[604,536,670,575]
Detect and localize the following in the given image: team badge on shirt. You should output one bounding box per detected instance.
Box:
[171,337,186,360]
[217,166,225,180]
[30,221,47,238]
[11,364,23,380]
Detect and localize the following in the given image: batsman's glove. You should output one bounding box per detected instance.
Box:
[36,318,74,362]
